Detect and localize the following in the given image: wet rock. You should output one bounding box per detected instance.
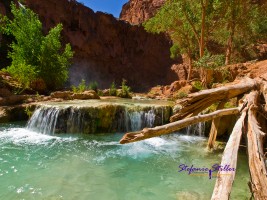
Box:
[0,104,35,123]
[28,101,172,134]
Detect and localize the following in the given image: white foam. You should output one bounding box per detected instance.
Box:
[0,128,77,145]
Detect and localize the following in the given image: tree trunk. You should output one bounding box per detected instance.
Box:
[170,77,257,122]
[225,22,235,65]
[120,107,240,144]
[246,91,267,199]
[207,100,226,149]
[200,0,206,58]
[201,69,214,88]
[187,55,192,82]
[211,111,246,200]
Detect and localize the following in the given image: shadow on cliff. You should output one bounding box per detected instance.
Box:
[21,0,180,92]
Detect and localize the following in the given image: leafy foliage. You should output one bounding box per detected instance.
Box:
[170,44,180,59]
[0,3,73,90]
[88,81,98,92]
[192,81,204,91]
[118,79,131,98]
[109,81,117,96]
[71,79,86,93]
[2,62,36,89]
[176,91,188,99]
[193,52,225,69]
[144,0,266,84]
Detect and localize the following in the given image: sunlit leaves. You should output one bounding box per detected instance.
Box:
[1,3,73,90]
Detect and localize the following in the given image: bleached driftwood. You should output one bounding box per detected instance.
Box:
[170,77,257,122]
[120,107,239,144]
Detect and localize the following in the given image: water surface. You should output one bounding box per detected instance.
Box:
[0,123,250,200]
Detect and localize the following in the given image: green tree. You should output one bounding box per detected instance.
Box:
[144,0,266,85]
[144,0,217,83]
[1,3,73,90]
[212,0,266,64]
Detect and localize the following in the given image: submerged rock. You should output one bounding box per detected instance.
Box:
[176,191,206,200]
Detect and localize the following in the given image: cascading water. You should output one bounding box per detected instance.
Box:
[124,109,156,132]
[27,106,60,135]
[26,100,172,135]
[185,122,206,136]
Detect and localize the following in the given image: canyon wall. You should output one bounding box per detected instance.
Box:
[120,0,166,25]
[0,0,178,92]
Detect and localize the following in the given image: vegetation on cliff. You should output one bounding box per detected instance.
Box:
[0,3,73,91]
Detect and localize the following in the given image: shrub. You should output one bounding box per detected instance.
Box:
[71,79,86,93]
[4,62,36,89]
[176,91,188,99]
[1,3,73,90]
[88,81,98,92]
[118,79,131,98]
[109,81,117,96]
[24,106,33,118]
[97,90,103,96]
[192,81,204,91]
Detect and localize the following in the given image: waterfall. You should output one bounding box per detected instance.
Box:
[124,109,156,132]
[185,122,206,136]
[26,103,171,135]
[27,106,60,135]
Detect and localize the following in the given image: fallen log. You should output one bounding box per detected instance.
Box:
[211,91,267,199]
[211,110,247,200]
[246,91,267,199]
[170,77,257,122]
[120,107,240,144]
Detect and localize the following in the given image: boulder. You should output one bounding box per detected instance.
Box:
[102,89,110,96]
[0,95,28,106]
[50,91,73,99]
[71,90,100,100]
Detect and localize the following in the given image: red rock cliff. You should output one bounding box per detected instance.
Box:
[120,0,166,25]
[18,0,176,92]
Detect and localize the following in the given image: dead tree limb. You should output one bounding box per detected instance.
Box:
[170,77,257,122]
[211,91,267,199]
[211,111,246,200]
[246,91,267,199]
[120,107,240,144]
